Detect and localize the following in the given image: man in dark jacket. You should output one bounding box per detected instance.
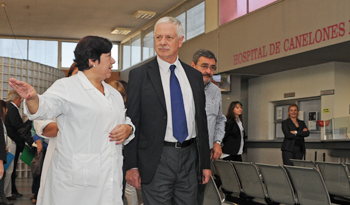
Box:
[5,90,26,199]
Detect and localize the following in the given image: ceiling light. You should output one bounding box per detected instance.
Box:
[132,10,156,20]
[111,27,132,35]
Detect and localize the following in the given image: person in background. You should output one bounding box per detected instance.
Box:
[0,100,13,205]
[281,104,310,165]
[190,49,226,205]
[9,35,135,205]
[30,124,48,204]
[5,90,30,199]
[67,62,79,77]
[33,119,57,205]
[125,17,210,205]
[221,101,246,162]
[109,80,142,205]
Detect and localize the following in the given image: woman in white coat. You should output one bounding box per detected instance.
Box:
[9,36,135,205]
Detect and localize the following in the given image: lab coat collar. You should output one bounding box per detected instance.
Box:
[76,71,111,98]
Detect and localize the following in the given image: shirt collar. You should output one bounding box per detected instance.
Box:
[76,71,111,97]
[11,102,19,110]
[157,55,180,73]
[205,80,212,89]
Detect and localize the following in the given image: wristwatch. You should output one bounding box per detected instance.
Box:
[128,125,134,136]
[214,141,222,146]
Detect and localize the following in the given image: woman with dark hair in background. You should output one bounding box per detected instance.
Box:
[0,100,13,205]
[221,101,246,162]
[8,36,135,205]
[67,62,79,77]
[281,104,309,165]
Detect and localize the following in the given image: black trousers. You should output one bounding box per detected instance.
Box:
[11,144,23,194]
[282,146,303,166]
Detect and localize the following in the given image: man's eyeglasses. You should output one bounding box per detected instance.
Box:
[200,64,217,71]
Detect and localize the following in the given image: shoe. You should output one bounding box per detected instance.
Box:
[31,198,37,204]
[12,193,23,198]
[0,194,14,205]
[5,195,16,200]
[30,193,34,199]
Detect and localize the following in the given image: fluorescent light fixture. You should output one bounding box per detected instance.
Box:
[132,10,156,20]
[111,27,132,35]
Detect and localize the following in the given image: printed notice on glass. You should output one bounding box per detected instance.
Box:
[276,107,283,120]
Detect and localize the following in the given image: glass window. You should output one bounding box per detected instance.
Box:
[111,44,119,70]
[220,0,247,25]
[29,40,58,68]
[176,12,186,41]
[143,30,155,61]
[248,0,277,12]
[122,41,131,70]
[131,34,141,66]
[187,2,205,40]
[0,39,27,60]
[61,42,77,68]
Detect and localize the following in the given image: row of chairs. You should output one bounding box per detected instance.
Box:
[208,159,346,205]
[291,159,350,200]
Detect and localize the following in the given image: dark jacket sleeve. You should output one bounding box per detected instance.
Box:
[5,104,25,144]
[0,119,7,164]
[296,120,310,138]
[197,72,211,170]
[124,68,141,171]
[282,119,297,139]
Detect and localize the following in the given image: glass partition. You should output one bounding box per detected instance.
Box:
[320,116,350,140]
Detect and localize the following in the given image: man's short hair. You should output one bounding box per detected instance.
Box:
[154,16,184,39]
[7,90,19,102]
[192,49,217,65]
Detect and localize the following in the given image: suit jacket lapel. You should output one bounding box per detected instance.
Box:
[147,58,167,111]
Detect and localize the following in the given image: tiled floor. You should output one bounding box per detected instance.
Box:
[9,178,34,205]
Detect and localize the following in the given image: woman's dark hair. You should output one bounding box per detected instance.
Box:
[67,62,78,77]
[226,101,243,122]
[0,100,7,121]
[74,36,113,72]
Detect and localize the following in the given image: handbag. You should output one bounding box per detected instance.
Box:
[31,151,44,177]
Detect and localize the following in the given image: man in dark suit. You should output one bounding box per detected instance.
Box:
[5,90,25,199]
[125,17,211,205]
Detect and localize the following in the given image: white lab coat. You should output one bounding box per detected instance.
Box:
[24,71,135,205]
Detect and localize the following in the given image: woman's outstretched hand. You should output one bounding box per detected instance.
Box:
[9,78,38,101]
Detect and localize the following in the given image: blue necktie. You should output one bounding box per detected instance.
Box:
[169,65,188,143]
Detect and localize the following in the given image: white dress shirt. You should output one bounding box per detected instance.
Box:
[24,71,135,205]
[157,56,196,142]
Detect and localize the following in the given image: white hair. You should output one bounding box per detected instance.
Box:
[154,16,184,39]
[7,90,19,102]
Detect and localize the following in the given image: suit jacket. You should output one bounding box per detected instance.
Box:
[222,119,246,155]
[124,57,210,184]
[281,118,310,154]
[5,102,26,152]
[0,118,7,163]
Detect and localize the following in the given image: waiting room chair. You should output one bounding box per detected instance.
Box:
[256,163,299,205]
[284,165,331,205]
[290,159,317,168]
[203,176,223,205]
[316,161,350,198]
[230,161,272,204]
[213,160,241,196]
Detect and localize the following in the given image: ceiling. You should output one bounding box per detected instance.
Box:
[0,0,185,42]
